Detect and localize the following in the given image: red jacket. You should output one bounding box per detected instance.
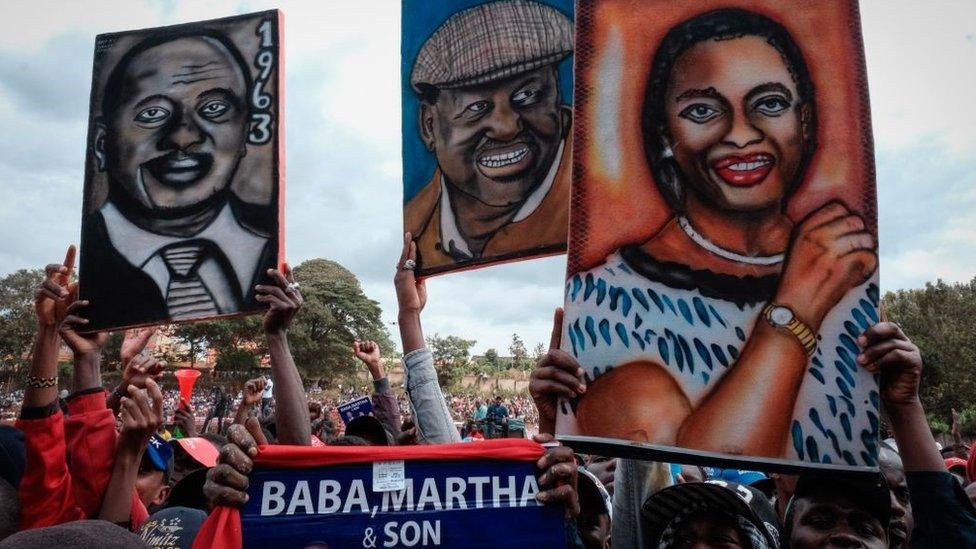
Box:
[16,390,149,530]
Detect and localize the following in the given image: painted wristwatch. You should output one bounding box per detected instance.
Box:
[762,303,817,356]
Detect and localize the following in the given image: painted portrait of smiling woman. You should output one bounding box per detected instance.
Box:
[560,4,881,469]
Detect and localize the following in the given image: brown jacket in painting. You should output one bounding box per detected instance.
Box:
[404,133,572,276]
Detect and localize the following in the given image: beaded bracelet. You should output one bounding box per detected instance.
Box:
[25,374,57,388]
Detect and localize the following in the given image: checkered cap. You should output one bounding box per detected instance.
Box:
[411,0,573,92]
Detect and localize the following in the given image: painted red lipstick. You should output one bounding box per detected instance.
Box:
[712,153,775,187]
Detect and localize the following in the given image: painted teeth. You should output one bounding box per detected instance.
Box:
[729,160,770,171]
[479,147,529,168]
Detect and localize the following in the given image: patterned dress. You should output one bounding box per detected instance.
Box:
[561,244,881,467]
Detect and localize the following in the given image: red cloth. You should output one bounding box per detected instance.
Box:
[16,391,148,530]
[192,439,546,549]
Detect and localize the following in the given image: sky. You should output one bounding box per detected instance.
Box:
[0,0,974,355]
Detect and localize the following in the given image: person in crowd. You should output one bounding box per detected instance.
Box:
[0,426,24,541]
[201,386,230,435]
[260,374,275,418]
[16,247,148,529]
[253,263,311,445]
[530,307,673,547]
[576,468,612,549]
[232,377,266,427]
[352,339,402,440]
[98,380,166,527]
[784,473,890,548]
[878,446,913,548]
[393,233,462,444]
[473,399,488,422]
[642,480,781,548]
[0,520,150,549]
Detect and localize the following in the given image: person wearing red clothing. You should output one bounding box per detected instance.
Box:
[16,246,150,531]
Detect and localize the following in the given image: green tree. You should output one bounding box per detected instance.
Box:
[288,259,393,384]
[509,333,529,370]
[483,348,500,370]
[884,278,976,421]
[215,347,260,373]
[532,342,546,362]
[0,269,44,371]
[427,334,476,389]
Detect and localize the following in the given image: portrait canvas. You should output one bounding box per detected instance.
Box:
[78,11,284,332]
[401,0,575,277]
[558,0,881,471]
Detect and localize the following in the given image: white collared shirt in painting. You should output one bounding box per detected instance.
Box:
[438,139,566,260]
[562,249,881,467]
[100,201,268,314]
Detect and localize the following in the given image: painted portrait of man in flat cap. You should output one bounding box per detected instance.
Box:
[78,11,283,331]
[402,0,575,276]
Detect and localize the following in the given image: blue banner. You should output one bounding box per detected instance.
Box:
[338,396,374,426]
[240,458,566,548]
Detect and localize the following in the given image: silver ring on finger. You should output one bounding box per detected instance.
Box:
[401,259,416,271]
[286,282,300,293]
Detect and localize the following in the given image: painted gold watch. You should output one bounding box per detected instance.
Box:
[762,303,817,356]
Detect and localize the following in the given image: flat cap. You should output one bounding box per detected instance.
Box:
[411,0,573,92]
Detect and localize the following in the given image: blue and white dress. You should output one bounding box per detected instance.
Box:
[561,245,881,467]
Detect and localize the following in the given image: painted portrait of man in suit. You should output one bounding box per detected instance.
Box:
[402,0,574,276]
[79,12,282,331]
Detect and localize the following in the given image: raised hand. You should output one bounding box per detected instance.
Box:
[255,263,303,334]
[204,418,268,507]
[776,202,877,330]
[59,300,109,355]
[857,321,923,410]
[394,232,426,315]
[533,433,580,519]
[530,308,586,435]
[242,377,266,406]
[174,398,198,438]
[118,378,163,454]
[353,340,382,367]
[35,245,75,328]
[121,354,166,392]
[120,327,158,365]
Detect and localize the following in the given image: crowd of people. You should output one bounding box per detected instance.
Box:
[0,237,973,548]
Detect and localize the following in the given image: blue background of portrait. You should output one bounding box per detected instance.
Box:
[400,0,575,205]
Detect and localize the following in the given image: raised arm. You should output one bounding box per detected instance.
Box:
[354,340,402,439]
[233,377,265,426]
[394,233,459,443]
[99,379,162,525]
[255,264,310,445]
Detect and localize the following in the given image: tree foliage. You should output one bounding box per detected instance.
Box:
[508,333,528,370]
[427,334,476,388]
[287,259,393,383]
[884,278,976,423]
[0,269,44,371]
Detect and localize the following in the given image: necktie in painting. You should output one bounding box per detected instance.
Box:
[161,242,220,320]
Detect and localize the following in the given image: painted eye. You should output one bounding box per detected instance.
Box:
[466,101,489,114]
[512,88,539,106]
[753,95,790,116]
[134,106,170,124]
[198,100,230,119]
[678,103,721,124]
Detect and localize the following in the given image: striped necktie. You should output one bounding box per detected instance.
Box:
[161,243,219,320]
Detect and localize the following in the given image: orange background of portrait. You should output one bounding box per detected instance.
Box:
[568,0,875,274]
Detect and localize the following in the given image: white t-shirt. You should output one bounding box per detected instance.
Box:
[262,378,274,399]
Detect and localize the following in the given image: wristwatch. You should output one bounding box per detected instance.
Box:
[762,303,817,356]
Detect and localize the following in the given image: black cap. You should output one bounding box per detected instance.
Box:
[165,468,209,511]
[0,426,25,489]
[137,506,207,549]
[642,480,781,548]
